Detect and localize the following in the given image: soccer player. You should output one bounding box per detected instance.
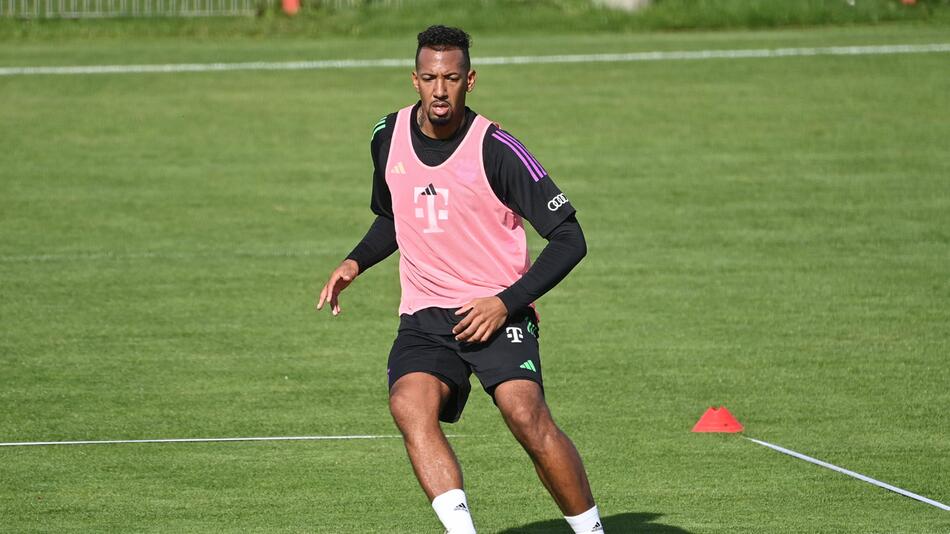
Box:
[317,25,603,533]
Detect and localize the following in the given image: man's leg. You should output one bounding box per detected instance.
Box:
[390,372,475,533]
[493,379,602,532]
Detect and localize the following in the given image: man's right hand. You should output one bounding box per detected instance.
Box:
[316,259,360,316]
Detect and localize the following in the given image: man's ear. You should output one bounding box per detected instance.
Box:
[466,69,477,93]
[412,70,421,94]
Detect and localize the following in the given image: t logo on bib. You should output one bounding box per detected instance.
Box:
[414,183,450,234]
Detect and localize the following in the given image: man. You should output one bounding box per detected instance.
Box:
[317,25,603,533]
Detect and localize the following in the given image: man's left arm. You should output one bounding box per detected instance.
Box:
[453,127,586,342]
[496,214,586,313]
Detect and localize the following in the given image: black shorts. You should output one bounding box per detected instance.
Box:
[387,310,543,423]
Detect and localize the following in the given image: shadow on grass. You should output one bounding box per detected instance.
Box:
[497,512,692,533]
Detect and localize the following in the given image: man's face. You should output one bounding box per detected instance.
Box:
[412,47,477,129]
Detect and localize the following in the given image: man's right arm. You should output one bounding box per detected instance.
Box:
[316,114,398,315]
[345,215,397,273]
[346,113,399,272]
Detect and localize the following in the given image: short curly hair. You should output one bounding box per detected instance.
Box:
[416,25,472,72]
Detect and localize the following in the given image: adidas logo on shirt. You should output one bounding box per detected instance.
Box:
[390,161,406,175]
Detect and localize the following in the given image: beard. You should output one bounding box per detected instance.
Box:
[427,100,453,126]
[429,115,451,126]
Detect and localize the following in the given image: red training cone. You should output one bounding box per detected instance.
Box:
[692,406,744,433]
[282,0,299,15]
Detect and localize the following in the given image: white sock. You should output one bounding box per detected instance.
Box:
[565,505,603,533]
[431,489,476,534]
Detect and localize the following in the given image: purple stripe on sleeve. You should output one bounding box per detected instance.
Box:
[494,130,545,179]
[491,132,540,181]
[494,130,548,178]
[500,131,548,178]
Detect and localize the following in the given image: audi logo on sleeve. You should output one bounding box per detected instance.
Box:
[547,193,568,211]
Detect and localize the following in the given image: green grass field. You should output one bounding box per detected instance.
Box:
[1,23,949,533]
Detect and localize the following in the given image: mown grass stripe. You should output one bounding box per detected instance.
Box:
[1,43,948,76]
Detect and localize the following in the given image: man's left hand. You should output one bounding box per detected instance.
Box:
[453,297,509,343]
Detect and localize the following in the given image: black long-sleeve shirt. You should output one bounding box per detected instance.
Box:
[347,103,586,332]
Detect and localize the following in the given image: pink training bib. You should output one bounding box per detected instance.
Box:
[386,105,530,315]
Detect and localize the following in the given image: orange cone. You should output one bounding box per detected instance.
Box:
[692,406,743,433]
[282,0,299,15]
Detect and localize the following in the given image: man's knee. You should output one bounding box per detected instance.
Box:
[495,380,557,444]
[387,391,415,426]
[505,402,549,434]
[389,372,450,429]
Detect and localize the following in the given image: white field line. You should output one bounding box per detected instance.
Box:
[746,437,950,512]
[0,434,460,447]
[1,43,949,77]
[0,249,328,263]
